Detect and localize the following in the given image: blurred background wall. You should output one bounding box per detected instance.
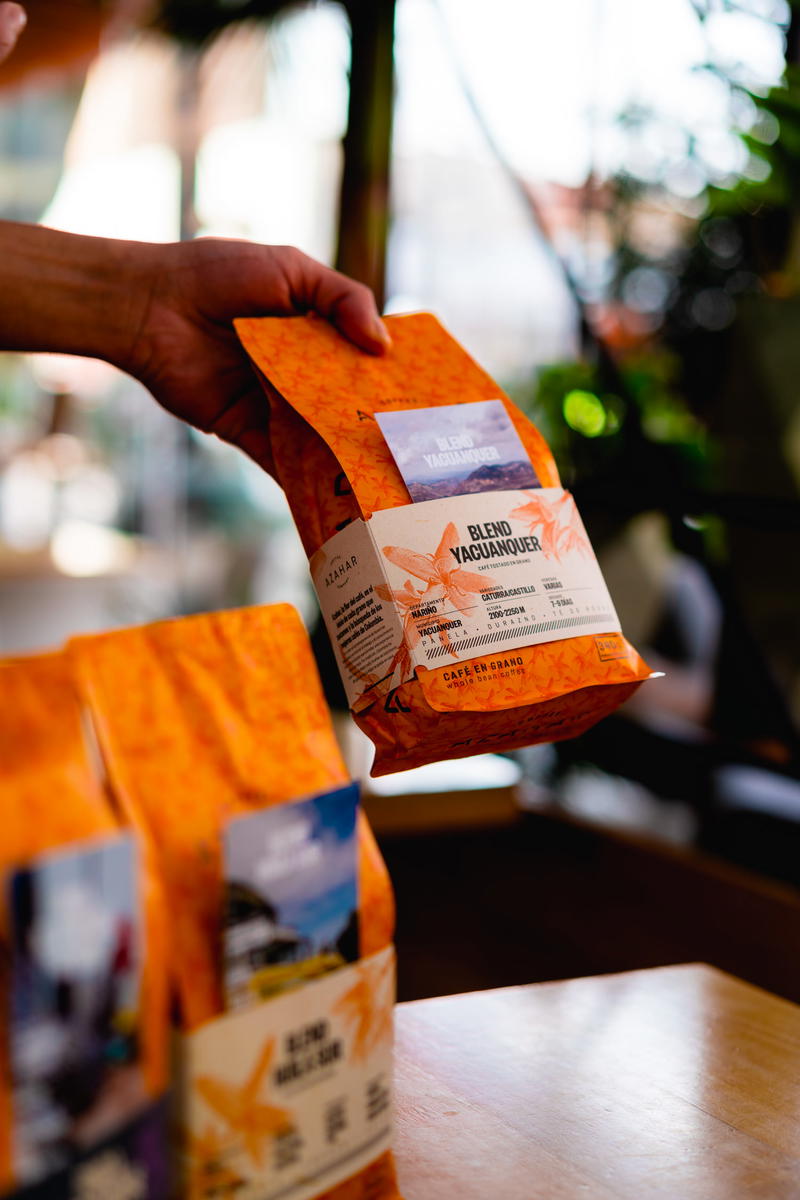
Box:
[1,0,799,907]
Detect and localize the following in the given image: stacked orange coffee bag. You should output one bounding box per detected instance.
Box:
[1,608,400,1200]
[71,605,400,1200]
[0,652,169,1196]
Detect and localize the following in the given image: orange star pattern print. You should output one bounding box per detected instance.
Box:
[236,312,653,775]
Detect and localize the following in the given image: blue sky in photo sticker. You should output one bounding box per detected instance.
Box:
[376,400,532,485]
[224,784,359,952]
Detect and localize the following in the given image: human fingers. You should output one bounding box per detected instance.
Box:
[285,248,391,355]
[0,3,26,64]
[201,378,276,476]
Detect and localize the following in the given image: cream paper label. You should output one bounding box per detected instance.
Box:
[178,946,395,1200]
[311,488,621,710]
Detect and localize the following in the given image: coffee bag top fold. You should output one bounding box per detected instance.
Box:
[0,652,116,859]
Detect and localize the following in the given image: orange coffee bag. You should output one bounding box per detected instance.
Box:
[0,652,115,1190]
[71,604,399,1200]
[0,652,169,1193]
[70,604,394,1031]
[0,652,116,862]
[236,312,653,775]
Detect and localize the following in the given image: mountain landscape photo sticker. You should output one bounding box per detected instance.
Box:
[375,399,541,502]
[221,785,360,1011]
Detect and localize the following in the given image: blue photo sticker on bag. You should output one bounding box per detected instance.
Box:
[375,400,540,502]
[222,784,360,1010]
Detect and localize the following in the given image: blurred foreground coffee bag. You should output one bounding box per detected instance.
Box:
[70,604,394,1029]
[71,605,401,1200]
[236,312,654,776]
[0,652,169,1196]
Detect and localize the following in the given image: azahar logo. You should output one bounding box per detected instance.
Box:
[325,553,358,589]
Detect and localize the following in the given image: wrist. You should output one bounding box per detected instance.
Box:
[0,222,163,374]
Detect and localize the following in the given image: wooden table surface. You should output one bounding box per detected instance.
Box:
[392,963,800,1199]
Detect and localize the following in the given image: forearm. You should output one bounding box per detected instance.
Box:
[0,221,155,370]
[0,222,386,474]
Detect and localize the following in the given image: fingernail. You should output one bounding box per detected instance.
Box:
[373,317,392,349]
